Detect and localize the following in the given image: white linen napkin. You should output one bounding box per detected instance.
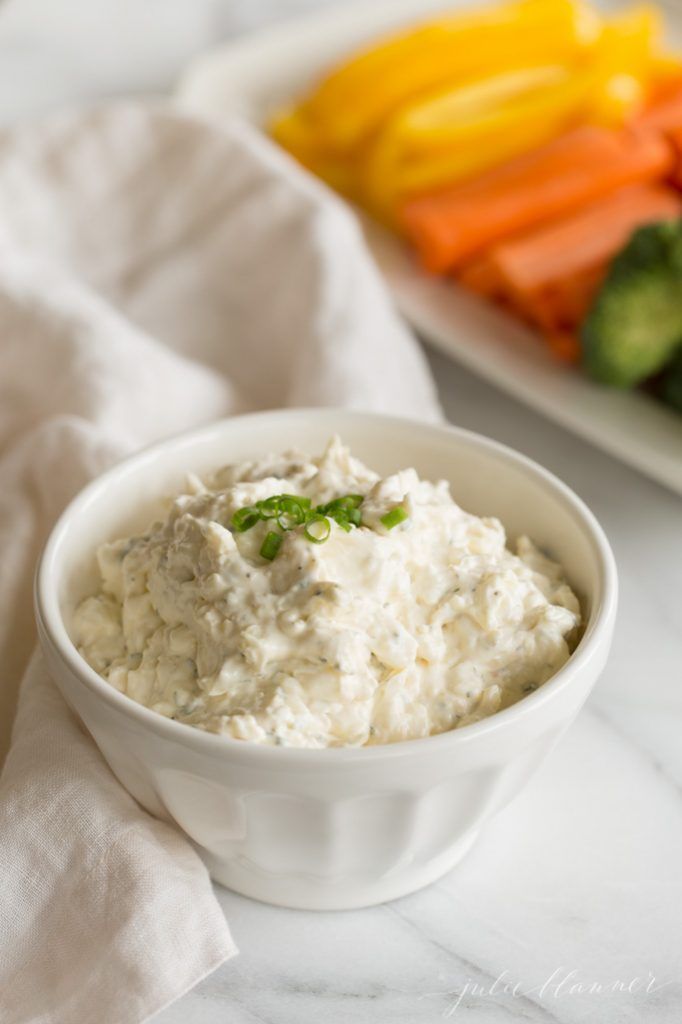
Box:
[0,103,439,1024]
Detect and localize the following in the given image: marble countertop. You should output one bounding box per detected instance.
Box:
[2,2,680,1021]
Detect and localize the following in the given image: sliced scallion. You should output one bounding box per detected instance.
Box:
[380,506,408,530]
[232,506,260,532]
[277,495,308,530]
[260,531,283,561]
[231,491,367,558]
[257,496,281,519]
[304,515,331,544]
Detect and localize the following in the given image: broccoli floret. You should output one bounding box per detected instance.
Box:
[582,220,682,388]
[661,346,682,412]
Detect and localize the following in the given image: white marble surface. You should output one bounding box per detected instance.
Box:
[2,1,681,1021]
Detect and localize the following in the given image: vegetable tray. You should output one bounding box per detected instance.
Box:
[177,0,682,496]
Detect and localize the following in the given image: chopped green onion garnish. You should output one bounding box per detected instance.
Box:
[260,531,283,561]
[283,493,311,509]
[304,515,331,544]
[258,496,281,519]
[380,506,408,530]
[231,491,367,557]
[232,506,260,532]
[277,511,300,531]
[318,494,363,514]
[277,495,308,530]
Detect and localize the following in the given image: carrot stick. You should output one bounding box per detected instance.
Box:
[457,231,606,313]
[457,185,681,363]
[505,287,557,328]
[487,183,682,295]
[542,265,607,325]
[543,330,582,363]
[506,264,605,333]
[665,124,682,187]
[456,256,504,297]
[455,270,586,362]
[636,83,682,133]
[459,242,605,328]
[400,125,673,271]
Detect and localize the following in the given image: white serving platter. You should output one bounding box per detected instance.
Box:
[177,0,682,495]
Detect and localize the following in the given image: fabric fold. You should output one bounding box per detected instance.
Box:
[0,102,439,1024]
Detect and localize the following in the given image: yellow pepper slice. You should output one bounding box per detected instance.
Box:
[649,49,682,87]
[302,0,601,153]
[361,65,590,210]
[588,6,661,123]
[270,0,670,229]
[387,65,572,149]
[270,106,356,196]
[358,5,661,215]
[361,119,573,224]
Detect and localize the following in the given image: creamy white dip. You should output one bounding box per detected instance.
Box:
[74,438,581,748]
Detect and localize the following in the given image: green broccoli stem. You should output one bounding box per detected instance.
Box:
[581,219,682,390]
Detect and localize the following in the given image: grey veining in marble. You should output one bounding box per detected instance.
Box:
[1,2,680,1021]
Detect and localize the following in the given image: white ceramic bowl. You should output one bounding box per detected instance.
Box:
[35,409,617,910]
